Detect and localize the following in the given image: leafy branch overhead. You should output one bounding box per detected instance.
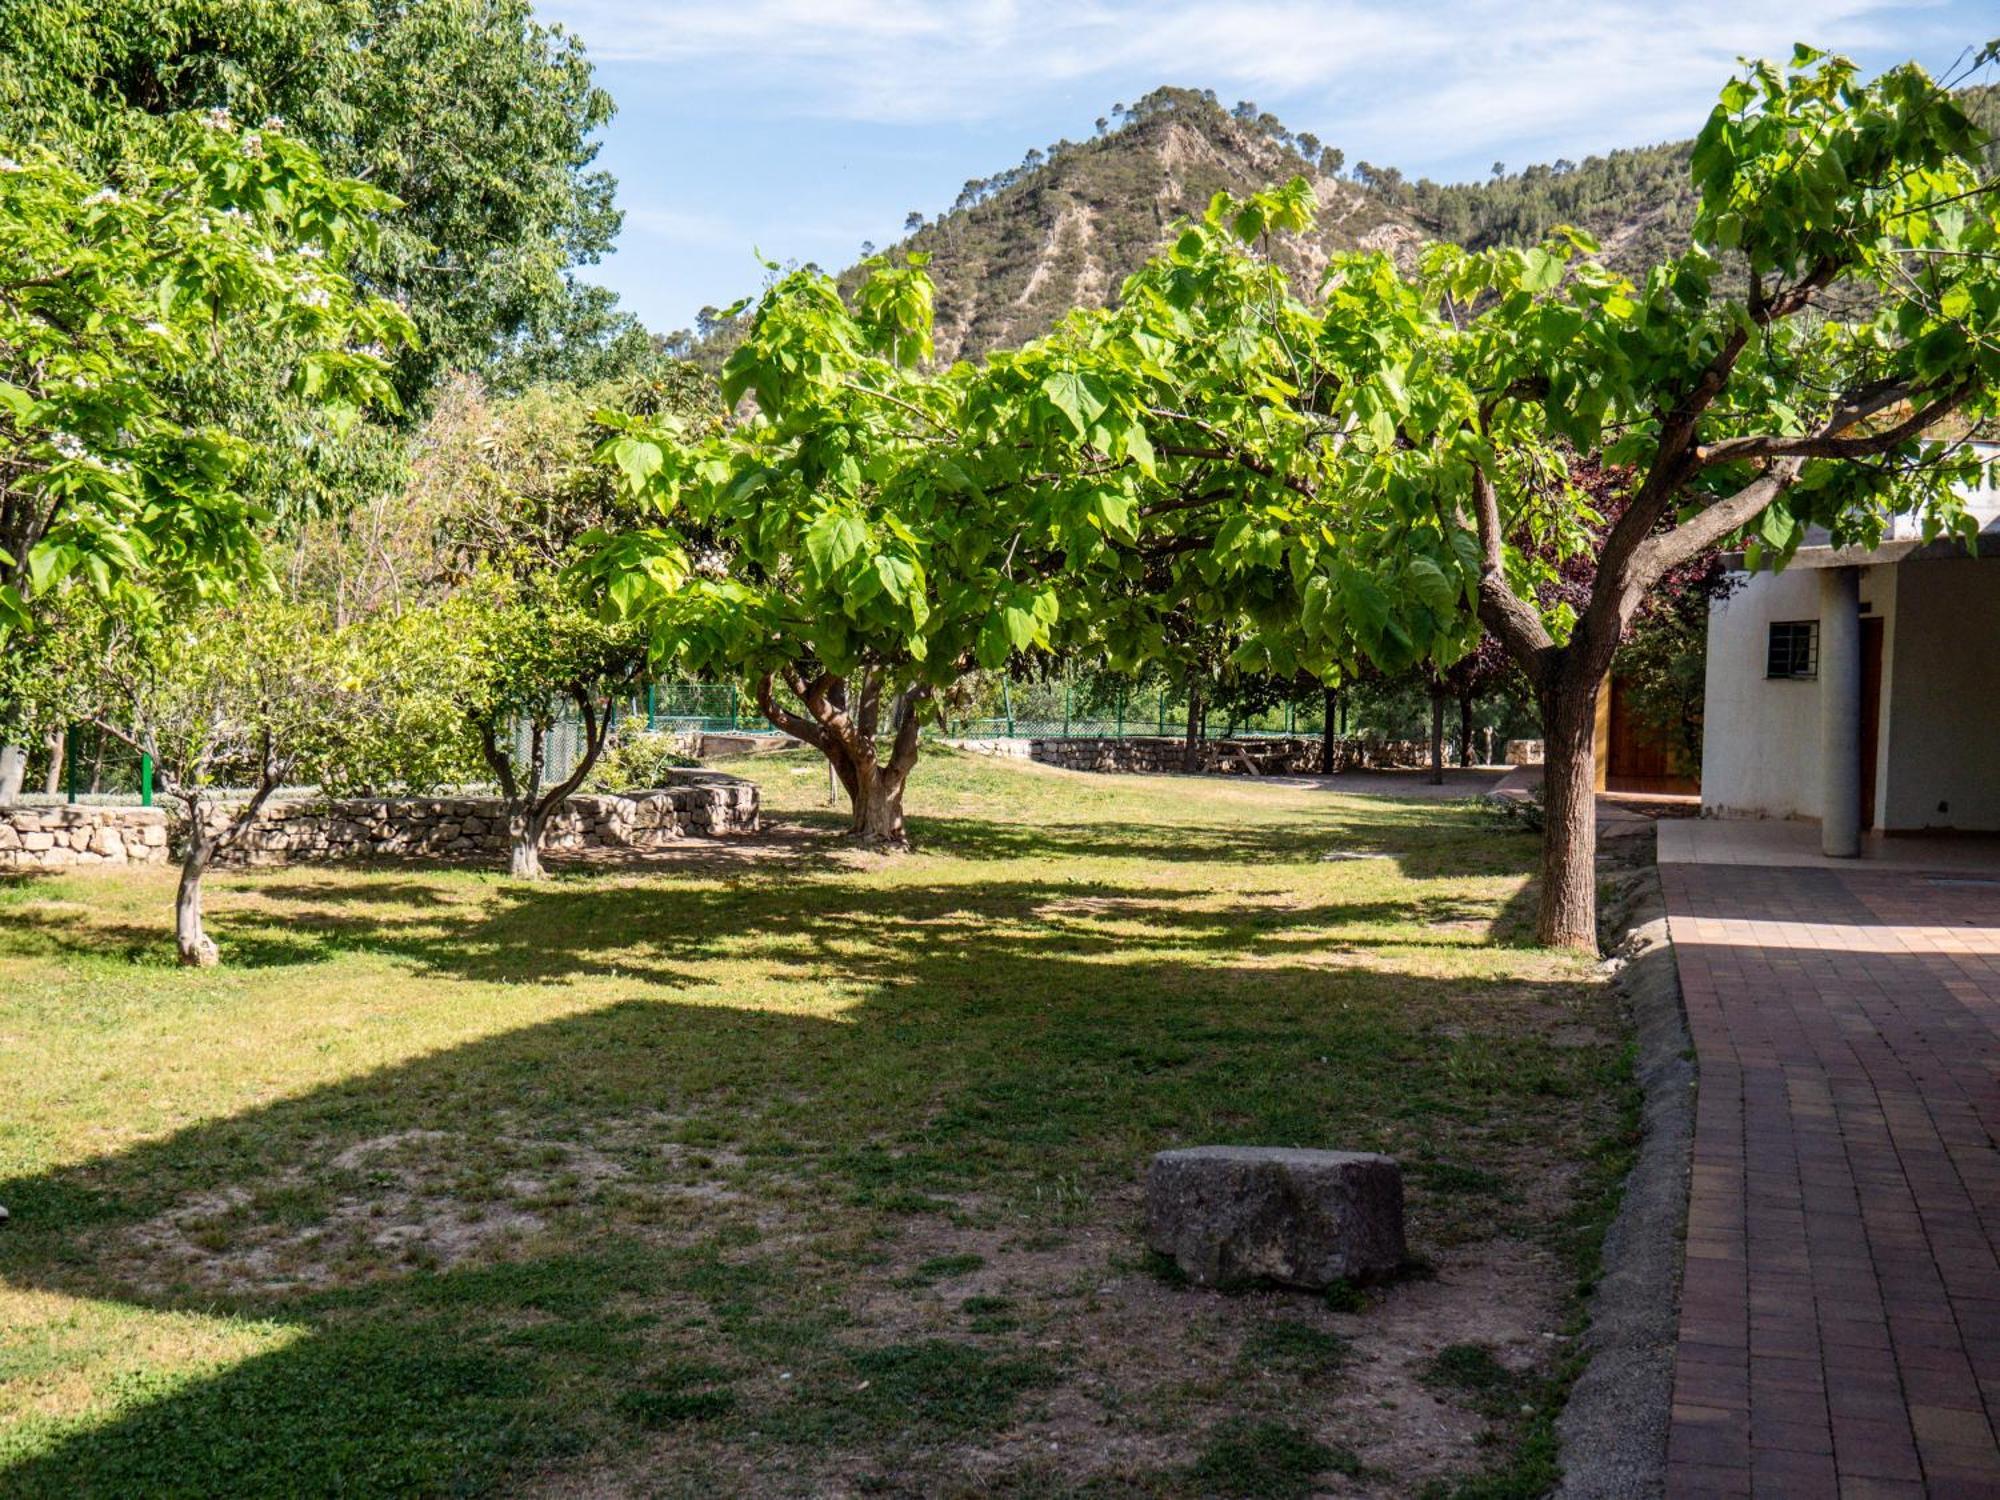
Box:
[0,110,414,638]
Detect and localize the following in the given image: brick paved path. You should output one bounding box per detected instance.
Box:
[1662,863,2000,1497]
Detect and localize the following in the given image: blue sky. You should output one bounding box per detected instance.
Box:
[538,1,1996,336]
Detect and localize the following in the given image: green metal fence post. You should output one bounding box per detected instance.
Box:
[729,683,739,731]
[1115,685,1124,739]
[66,725,79,804]
[1157,691,1165,735]
[140,752,153,808]
[646,684,657,731]
[1003,680,1015,738]
[1062,679,1071,737]
[1286,702,1295,735]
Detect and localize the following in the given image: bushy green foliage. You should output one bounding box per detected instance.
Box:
[0,0,627,398]
[581,730,700,793]
[0,111,411,641]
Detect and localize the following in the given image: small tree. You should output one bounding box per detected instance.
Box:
[461,580,651,878]
[0,109,410,792]
[91,601,358,966]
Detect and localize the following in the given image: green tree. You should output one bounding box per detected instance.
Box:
[1291,48,2000,946]
[0,111,411,792]
[584,255,1077,846]
[87,598,367,965]
[0,0,624,396]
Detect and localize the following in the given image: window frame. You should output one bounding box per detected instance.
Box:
[1765,619,1819,681]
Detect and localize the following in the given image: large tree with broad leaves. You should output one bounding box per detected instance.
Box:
[1303,47,2000,946]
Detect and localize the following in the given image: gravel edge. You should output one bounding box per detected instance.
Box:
[1553,841,1693,1499]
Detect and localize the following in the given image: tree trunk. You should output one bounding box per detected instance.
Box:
[850,764,910,847]
[1458,690,1475,768]
[176,836,220,967]
[1535,681,1601,951]
[1319,686,1338,775]
[1427,684,1446,785]
[42,728,64,797]
[509,810,546,879]
[756,669,921,850]
[1183,678,1204,774]
[0,743,24,806]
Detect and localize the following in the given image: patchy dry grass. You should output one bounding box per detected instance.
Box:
[0,749,1633,1497]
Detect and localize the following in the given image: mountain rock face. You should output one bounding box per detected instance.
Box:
[863,90,1425,363]
[717,81,2000,367]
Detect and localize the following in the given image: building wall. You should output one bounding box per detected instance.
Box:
[1701,567,1830,820]
[1878,557,2000,832]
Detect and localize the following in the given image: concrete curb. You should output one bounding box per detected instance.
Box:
[1554,846,1693,1499]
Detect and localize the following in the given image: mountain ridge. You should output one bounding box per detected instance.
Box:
[691,80,1999,368]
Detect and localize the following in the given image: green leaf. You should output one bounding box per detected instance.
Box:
[1406,556,1460,613]
[804,510,866,575]
[612,437,664,493]
[1042,370,1107,438]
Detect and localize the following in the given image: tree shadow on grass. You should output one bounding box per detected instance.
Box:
[0,851,1593,1497]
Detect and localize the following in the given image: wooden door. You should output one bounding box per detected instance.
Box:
[1860,617,1884,830]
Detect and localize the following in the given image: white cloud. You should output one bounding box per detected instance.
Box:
[544,0,1963,148]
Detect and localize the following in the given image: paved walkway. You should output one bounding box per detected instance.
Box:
[1662,859,2000,1496]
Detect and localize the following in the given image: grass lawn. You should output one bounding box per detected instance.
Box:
[0,750,1632,1498]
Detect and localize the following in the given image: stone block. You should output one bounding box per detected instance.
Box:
[1144,1146,1404,1290]
[18,831,53,852]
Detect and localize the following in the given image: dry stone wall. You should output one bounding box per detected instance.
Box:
[1,772,758,873]
[0,805,171,871]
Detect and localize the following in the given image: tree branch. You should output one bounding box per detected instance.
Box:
[1469,464,1556,674]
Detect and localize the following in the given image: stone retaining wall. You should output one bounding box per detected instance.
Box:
[1024,736,1430,775]
[0,805,171,870]
[1,772,759,873]
[202,772,759,867]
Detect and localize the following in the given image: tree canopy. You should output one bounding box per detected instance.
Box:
[0,110,412,641]
[0,0,625,397]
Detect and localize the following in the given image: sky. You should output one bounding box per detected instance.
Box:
[537,1,1997,336]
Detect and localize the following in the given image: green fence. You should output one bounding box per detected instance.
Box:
[952,680,1320,741]
[629,680,1324,742]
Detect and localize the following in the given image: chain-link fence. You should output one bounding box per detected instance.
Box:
[950,680,1323,741]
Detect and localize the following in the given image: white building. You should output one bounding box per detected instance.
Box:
[1700,443,2000,853]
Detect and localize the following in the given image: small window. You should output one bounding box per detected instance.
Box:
[1767,620,1818,680]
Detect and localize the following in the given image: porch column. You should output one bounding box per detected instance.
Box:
[1819,566,1862,857]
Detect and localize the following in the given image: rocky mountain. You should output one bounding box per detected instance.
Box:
[700,81,2000,367]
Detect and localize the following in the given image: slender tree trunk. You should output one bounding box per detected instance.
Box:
[1427,683,1446,785]
[1535,679,1602,951]
[0,743,24,806]
[42,727,64,797]
[1183,678,1204,774]
[1319,686,1338,775]
[176,825,220,967]
[1458,690,1475,767]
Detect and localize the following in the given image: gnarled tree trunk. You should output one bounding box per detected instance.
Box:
[757,667,927,849]
[42,727,64,797]
[1427,682,1446,785]
[167,761,284,968]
